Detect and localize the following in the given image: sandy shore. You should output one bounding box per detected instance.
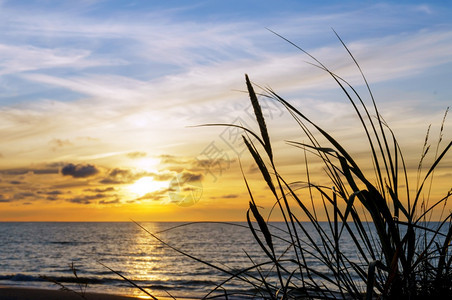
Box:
[0,286,148,300]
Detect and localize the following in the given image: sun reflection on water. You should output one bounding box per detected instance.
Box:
[120,225,176,298]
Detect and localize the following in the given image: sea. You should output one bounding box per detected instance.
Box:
[0,222,277,299]
[0,222,447,299]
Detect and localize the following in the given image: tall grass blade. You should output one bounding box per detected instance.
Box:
[245,74,273,159]
[242,136,277,196]
[412,140,452,218]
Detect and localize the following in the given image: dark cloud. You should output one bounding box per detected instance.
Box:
[66,189,121,205]
[180,171,203,182]
[223,194,239,199]
[248,164,260,173]
[0,195,11,202]
[127,152,147,159]
[99,178,118,184]
[13,192,36,200]
[163,171,203,201]
[165,165,184,173]
[109,168,131,177]
[67,197,91,204]
[210,194,239,200]
[1,169,29,176]
[10,180,23,185]
[100,168,156,184]
[0,167,59,176]
[99,168,134,184]
[46,162,67,168]
[138,189,171,201]
[189,155,235,182]
[1,187,14,193]
[62,163,99,178]
[100,168,177,188]
[182,186,198,192]
[67,193,105,204]
[152,172,174,181]
[99,199,120,205]
[159,154,181,164]
[46,190,63,195]
[33,169,59,175]
[43,190,63,201]
[84,187,115,193]
[53,181,90,189]
[165,172,203,191]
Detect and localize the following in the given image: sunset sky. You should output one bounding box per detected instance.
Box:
[0,0,451,221]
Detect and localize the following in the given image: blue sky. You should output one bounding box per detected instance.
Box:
[0,0,451,220]
[0,1,450,105]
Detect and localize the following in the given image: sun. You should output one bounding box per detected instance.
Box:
[128,176,167,197]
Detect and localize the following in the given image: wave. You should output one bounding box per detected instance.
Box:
[0,273,219,288]
[0,273,268,299]
[47,241,93,246]
[0,274,105,284]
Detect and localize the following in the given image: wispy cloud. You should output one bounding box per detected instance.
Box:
[0,44,119,76]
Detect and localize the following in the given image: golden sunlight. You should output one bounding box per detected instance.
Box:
[128,176,168,197]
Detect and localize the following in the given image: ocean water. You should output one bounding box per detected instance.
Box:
[0,222,447,299]
[0,222,272,299]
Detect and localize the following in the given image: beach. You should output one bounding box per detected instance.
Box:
[0,286,146,300]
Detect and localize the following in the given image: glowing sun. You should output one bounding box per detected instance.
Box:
[128,176,167,197]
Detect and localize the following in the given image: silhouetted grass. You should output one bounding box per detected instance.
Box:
[130,34,451,299]
[224,33,451,299]
[41,262,88,299]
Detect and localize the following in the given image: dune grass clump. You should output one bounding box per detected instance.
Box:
[124,35,451,300]
[227,33,451,299]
